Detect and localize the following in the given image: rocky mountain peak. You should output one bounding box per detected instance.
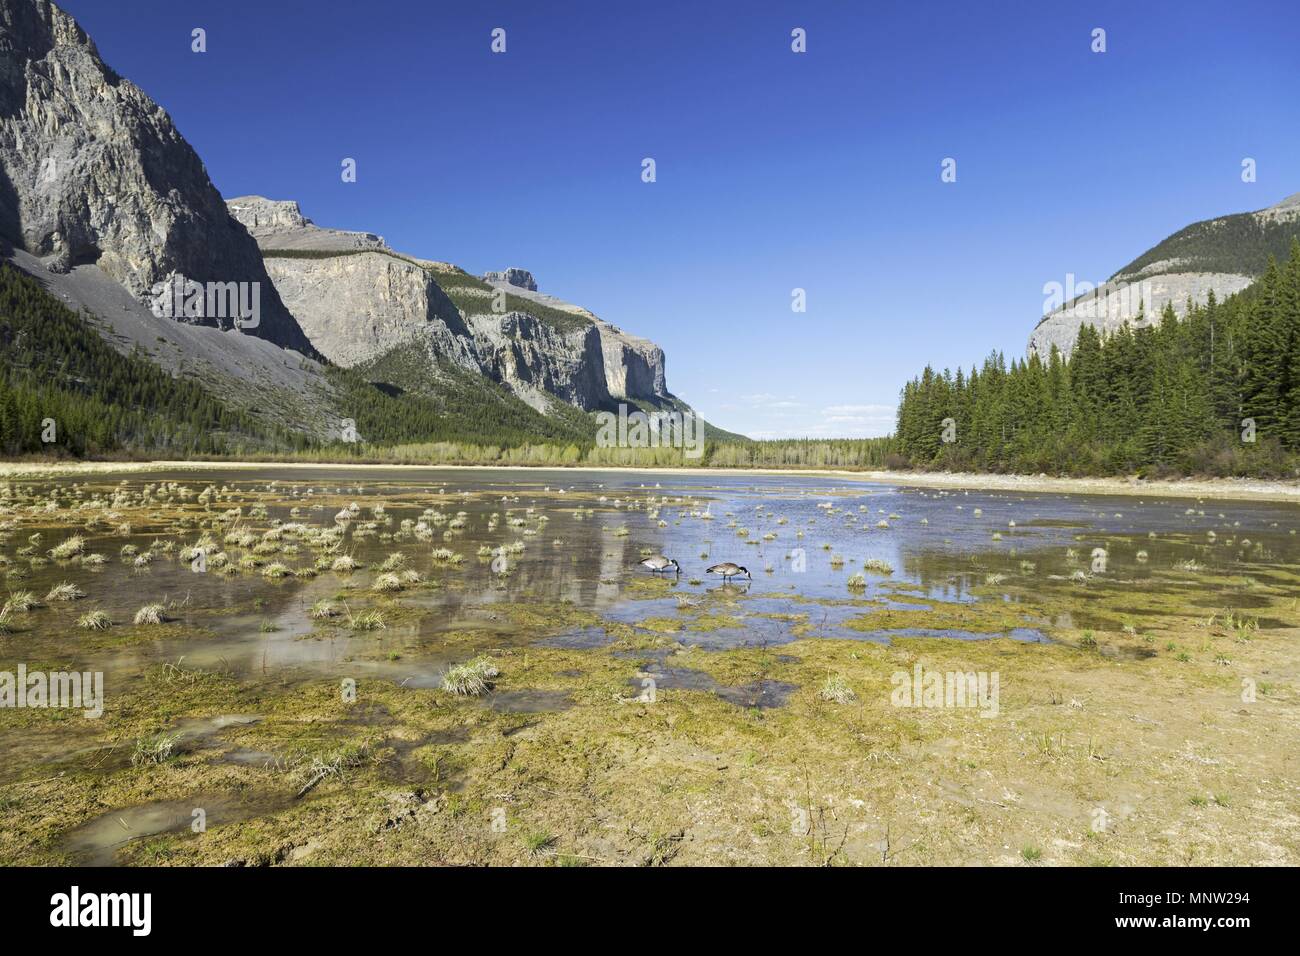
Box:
[483,268,537,291]
[227,196,310,232]
[0,0,316,354]
[227,195,386,252]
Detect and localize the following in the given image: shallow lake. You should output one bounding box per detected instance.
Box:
[3,466,1298,816]
[4,467,1298,679]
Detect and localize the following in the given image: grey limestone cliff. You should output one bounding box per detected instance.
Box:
[0,0,316,354]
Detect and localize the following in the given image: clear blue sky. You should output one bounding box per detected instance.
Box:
[60,0,1300,438]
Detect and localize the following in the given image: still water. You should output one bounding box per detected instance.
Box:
[4,467,1296,691]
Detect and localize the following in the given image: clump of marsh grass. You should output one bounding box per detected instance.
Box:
[347,608,386,631]
[289,739,374,799]
[379,552,407,572]
[131,732,181,767]
[1224,611,1258,643]
[331,555,359,573]
[134,603,167,626]
[76,610,112,630]
[310,599,338,620]
[846,572,867,591]
[158,658,202,685]
[48,535,85,560]
[862,558,894,575]
[441,656,500,697]
[44,581,85,602]
[524,830,557,857]
[817,674,858,704]
[261,562,292,579]
[371,572,404,593]
[4,590,39,612]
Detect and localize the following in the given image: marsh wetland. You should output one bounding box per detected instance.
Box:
[0,466,1296,865]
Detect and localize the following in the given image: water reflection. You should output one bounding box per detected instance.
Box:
[3,467,1297,689]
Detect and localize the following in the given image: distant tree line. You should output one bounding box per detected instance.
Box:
[895,239,1300,477]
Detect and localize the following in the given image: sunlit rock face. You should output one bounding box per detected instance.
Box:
[232,193,677,413]
[479,270,672,405]
[483,267,537,291]
[0,0,316,353]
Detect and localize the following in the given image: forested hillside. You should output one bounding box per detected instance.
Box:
[1112,201,1300,283]
[897,239,1300,477]
[0,264,307,457]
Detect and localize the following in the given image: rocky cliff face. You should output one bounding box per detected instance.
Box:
[227,196,385,252]
[230,196,674,413]
[1029,192,1300,359]
[479,271,672,405]
[483,267,537,291]
[0,0,316,354]
[468,311,611,411]
[594,320,668,400]
[253,250,478,370]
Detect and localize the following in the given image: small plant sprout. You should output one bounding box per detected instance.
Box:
[817,675,857,704]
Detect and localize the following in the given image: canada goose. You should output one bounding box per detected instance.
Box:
[639,555,680,574]
[706,562,750,581]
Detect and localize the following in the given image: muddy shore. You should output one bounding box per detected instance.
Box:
[2,459,1298,505]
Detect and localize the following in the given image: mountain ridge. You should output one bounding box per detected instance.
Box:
[1029,191,1300,358]
[0,0,317,355]
[0,0,729,452]
[228,195,678,416]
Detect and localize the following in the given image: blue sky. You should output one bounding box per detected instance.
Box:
[61,0,1300,438]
